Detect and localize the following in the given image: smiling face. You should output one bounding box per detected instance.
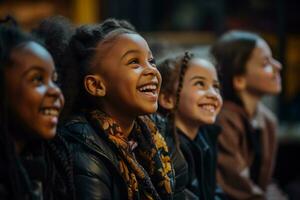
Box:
[243,39,282,96]
[5,42,64,140]
[92,33,161,119]
[175,58,223,126]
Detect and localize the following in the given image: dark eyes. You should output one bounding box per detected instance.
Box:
[32,74,44,85]
[194,80,205,87]
[194,80,221,92]
[127,57,156,67]
[31,72,58,86]
[213,83,221,92]
[128,58,139,65]
[149,58,156,66]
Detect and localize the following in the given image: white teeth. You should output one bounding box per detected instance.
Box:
[138,84,157,92]
[41,108,59,116]
[200,105,216,113]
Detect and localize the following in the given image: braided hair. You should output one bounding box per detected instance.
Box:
[157,51,193,147]
[44,134,75,200]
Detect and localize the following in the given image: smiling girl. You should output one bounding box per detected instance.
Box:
[157,52,225,200]
[211,30,282,200]
[0,17,74,200]
[39,18,174,200]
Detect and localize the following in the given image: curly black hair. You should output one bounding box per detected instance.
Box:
[41,18,137,119]
[0,16,74,200]
[0,17,35,200]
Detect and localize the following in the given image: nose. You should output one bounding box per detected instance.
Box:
[206,86,219,99]
[271,58,282,72]
[143,62,160,78]
[144,61,157,73]
[47,81,63,98]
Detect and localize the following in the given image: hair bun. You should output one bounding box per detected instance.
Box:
[100,18,136,35]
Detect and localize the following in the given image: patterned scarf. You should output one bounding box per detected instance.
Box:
[88,110,174,200]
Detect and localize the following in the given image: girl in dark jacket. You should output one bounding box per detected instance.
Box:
[0,17,74,200]
[157,52,226,200]
[40,18,174,200]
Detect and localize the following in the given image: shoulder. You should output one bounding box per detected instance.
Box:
[218,101,245,121]
[60,115,98,141]
[58,115,120,178]
[59,115,127,197]
[257,103,278,125]
[217,101,248,133]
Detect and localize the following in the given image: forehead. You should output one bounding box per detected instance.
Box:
[98,33,151,57]
[251,39,271,59]
[185,58,217,79]
[10,41,54,71]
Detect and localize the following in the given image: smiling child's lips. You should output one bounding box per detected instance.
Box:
[137,80,158,89]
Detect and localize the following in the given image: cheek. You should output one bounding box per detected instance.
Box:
[247,71,272,89]
[178,90,199,111]
[16,85,46,117]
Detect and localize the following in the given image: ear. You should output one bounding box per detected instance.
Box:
[233,75,246,91]
[159,92,175,110]
[84,75,106,97]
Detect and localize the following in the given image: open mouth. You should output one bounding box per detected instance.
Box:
[137,83,158,96]
[198,103,217,113]
[40,107,60,117]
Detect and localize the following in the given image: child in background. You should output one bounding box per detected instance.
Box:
[0,17,74,200]
[157,51,226,200]
[211,30,285,200]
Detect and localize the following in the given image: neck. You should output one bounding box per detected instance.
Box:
[115,117,135,138]
[101,107,135,138]
[175,114,199,140]
[239,90,261,118]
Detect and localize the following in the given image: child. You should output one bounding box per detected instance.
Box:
[211,30,282,200]
[157,51,225,200]
[0,17,74,200]
[42,18,174,200]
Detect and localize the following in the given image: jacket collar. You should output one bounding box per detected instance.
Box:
[63,114,120,168]
[222,101,267,130]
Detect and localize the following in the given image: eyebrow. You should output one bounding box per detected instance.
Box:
[189,75,206,82]
[121,49,153,60]
[189,75,220,84]
[22,65,55,77]
[121,50,140,60]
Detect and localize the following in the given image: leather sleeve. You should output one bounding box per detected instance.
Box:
[72,144,113,200]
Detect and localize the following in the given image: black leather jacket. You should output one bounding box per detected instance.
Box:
[59,115,128,200]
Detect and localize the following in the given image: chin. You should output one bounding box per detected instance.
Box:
[265,87,281,95]
[139,102,158,114]
[199,117,216,125]
[39,128,57,140]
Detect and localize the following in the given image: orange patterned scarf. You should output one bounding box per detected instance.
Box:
[88,110,174,200]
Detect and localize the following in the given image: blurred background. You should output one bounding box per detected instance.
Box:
[1,0,300,198]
